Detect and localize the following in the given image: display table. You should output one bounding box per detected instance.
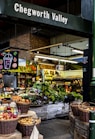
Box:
[30,102,69,120]
[0,130,22,139]
[0,131,43,139]
[22,134,43,139]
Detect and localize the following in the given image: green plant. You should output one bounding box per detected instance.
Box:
[71,92,83,100]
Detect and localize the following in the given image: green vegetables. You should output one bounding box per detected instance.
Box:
[71,92,83,100]
[31,82,83,104]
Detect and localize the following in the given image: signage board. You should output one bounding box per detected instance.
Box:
[0,51,18,70]
[0,0,92,35]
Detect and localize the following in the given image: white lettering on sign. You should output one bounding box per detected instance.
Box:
[52,12,68,24]
[31,9,50,19]
[14,3,68,25]
[14,3,32,16]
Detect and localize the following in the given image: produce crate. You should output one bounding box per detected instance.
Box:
[0,118,18,134]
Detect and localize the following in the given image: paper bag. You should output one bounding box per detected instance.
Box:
[30,125,39,139]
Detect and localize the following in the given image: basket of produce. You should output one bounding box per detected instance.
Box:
[0,113,18,134]
[12,95,22,102]
[78,103,94,122]
[17,117,41,136]
[16,99,31,114]
[0,118,18,134]
[0,103,19,134]
[70,102,80,116]
[78,105,90,122]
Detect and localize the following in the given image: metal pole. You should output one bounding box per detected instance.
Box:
[89,111,95,139]
[90,0,95,102]
[89,0,95,138]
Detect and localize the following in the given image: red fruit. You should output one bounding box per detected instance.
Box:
[7,106,11,111]
[13,115,17,118]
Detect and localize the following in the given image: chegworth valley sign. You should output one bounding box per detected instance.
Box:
[14,2,68,25]
[0,0,92,35]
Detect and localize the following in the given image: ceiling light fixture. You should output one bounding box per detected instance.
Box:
[72,49,84,54]
[35,54,78,64]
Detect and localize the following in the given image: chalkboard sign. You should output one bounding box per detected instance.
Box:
[0,51,18,70]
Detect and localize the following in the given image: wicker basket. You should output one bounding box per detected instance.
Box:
[78,105,90,122]
[16,102,31,114]
[70,103,79,116]
[17,117,41,136]
[0,118,18,134]
[17,123,34,136]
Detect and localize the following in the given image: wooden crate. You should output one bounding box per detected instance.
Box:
[75,118,89,131]
[69,112,75,136]
[75,118,89,137]
[74,129,88,139]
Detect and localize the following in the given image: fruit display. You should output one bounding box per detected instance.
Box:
[16,98,30,104]
[17,116,41,136]
[18,117,41,125]
[11,94,31,103]
[12,95,22,102]
[0,104,18,120]
[0,93,11,99]
[0,103,19,135]
[70,102,95,122]
[0,90,13,104]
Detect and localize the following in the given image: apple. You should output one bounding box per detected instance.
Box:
[13,114,17,118]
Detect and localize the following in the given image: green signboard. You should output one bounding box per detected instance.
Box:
[0,0,92,35]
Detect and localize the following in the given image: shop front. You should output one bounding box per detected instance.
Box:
[0,0,93,139]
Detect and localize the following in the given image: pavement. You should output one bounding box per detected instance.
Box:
[38,118,73,139]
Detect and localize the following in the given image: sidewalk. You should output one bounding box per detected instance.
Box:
[38,118,73,139]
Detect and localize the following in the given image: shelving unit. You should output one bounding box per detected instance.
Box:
[42,69,83,93]
[17,72,36,88]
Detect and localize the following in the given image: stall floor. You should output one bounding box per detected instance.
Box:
[38,118,73,139]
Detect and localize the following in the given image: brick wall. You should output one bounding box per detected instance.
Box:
[10,33,31,60]
[30,34,50,54]
[10,33,50,60]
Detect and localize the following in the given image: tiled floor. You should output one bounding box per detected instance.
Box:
[38,118,73,139]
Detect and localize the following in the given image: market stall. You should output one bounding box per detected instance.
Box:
[0,99,43,139]
[0,50,84,138]
[69,102,95,139]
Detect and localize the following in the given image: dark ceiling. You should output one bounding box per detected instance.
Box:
[0,0,81,46]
